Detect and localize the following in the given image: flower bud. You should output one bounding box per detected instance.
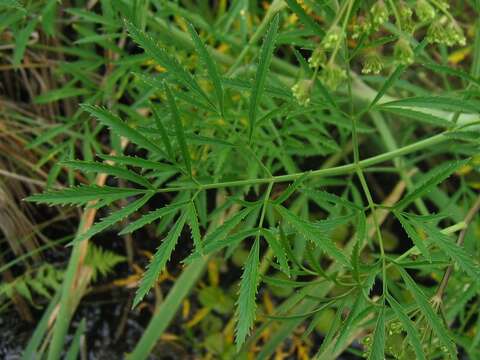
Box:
[394,38,414,65]
[291,79,313,106]
[322,25,343,50]
[399,1,413,20]
[320,64,346,91]
[370,1,389,28]
[415,0,435,22]
[308,47,326,68]
[426,19,447,44]
[352,17,371,39]
[399,2,415,33]
[446,21,466,46]
[427,18,466,46]
[387,320,403,335]
[362,52,383,74]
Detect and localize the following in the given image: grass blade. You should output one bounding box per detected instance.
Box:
[127,257,209,359]
[379,96,480,114]
[13,19,37,66]
[22,291,60,359]
[379,107,451,127]
[65,318,86,360]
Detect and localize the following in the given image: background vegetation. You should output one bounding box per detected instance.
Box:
[1,0,480,359]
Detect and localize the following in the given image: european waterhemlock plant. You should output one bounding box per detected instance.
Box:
[18,0,480,358]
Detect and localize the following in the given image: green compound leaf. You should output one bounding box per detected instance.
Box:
[368,307,385,360]
[119,200,189,235]
[61,160,153,189]
[275,205,350,267]
[380,96,480,114]
[124,20,211,107]
[186,201,202,252]
[395,159,469,210]
[133,211,187,308]
[187,22,224,116]
[235,237,260,349]
[26,185,146,206]
[165,85,192,177]
[284,0,324,37]
[74,192,153,243]
[152,105,174,160]
[97,154,178,173]
[424,223,480,282]
[397,266,457,358]
[81,104,166,157]
[387,293,427,360]
[261,228,290,277]
[395,211,431,262]
[379,107,452,127]
[248,13,280,142]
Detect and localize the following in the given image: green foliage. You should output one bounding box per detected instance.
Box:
[248,14,280,141]
[235,238,260,349]
[133,211,187,308]
[81,104,166,157]
[368,308,385,360]
[187,23,225,116]
[0,246,124,307]
[0,265,62,306]
[26,185,147,206]
[397,266,457,357]
[275,205,350,267]
[164,84,192,177]
[387,294,426,360]
[85,245,125,282]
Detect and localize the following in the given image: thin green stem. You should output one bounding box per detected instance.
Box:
[370,111,429,215]
[387,220,467,268]
[156,131,449,193]
[329,0,353,64]
[357,167,387,299]
[387,0,402,30]
[257,182,274,275]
